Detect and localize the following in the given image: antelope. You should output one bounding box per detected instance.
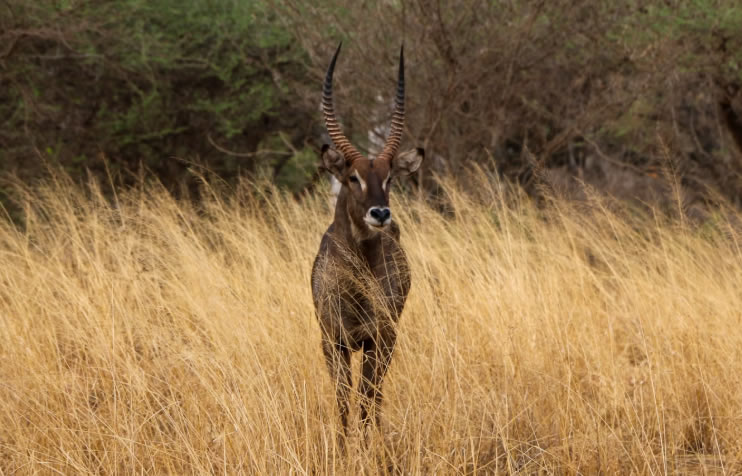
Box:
[311,43,424,442]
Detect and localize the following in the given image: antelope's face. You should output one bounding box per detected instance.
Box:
[320,42,424,234]
[322,146,424,232]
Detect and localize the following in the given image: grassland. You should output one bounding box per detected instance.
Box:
[1,174,741,474]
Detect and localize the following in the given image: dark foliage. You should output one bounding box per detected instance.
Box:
[3,0,742,213]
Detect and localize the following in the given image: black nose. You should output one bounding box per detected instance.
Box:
[370,207,391,223]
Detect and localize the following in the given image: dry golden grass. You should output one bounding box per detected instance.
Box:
[1,173,742,474]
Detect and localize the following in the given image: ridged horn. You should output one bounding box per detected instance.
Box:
[322,42,364,162]
[377,45,405,163]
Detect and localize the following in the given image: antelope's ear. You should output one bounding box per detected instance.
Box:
[321,144,348,179]
[391,147,424,177]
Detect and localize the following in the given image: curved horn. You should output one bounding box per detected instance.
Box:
[377,45,405,162]
[322,43,364,162]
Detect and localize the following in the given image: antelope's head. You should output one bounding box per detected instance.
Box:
[320,43,424,234]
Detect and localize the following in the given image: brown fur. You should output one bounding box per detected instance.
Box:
[313,44,423,444]
[311,149,422,441]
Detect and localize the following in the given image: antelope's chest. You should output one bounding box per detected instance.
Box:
[350,245,411,315]
[311,231,412,347]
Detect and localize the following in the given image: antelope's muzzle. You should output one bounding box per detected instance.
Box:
[365,207,391,228]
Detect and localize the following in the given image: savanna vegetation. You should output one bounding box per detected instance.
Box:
[3,0,742,206]
[3,0,742,474]
[1,175,741,473]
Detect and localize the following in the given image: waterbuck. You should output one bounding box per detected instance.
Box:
[311,43,423,441]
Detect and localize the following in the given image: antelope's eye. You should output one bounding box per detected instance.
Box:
[349,175,359,183]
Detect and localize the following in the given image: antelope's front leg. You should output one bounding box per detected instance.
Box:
[321,339,352,446]
[358,332,396,434]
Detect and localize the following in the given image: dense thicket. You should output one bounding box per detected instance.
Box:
[3,0,742,209]
[1,0,315,193]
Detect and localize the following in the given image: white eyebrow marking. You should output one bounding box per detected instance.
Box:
[353,170,367,192]
[382,172,391,191]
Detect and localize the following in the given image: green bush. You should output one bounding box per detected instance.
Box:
[4,0,742,210]
[1,0,315,191]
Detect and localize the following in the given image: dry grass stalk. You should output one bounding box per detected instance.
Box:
[0,175,741,473]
